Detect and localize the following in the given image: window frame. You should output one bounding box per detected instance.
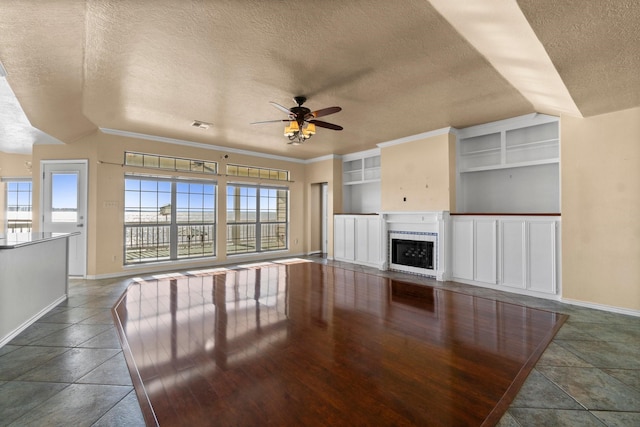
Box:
[124,174,217,265]
[2,177,32,233]
[226,183,289,255]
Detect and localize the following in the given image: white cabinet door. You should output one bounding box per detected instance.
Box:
[452,219,474,280]
[334,216,346,260]
[334,215,383,267]
[355,217,369,263]
[474,220,497,284]
[502,220,526,289]
[366,217,381,264]
[528,221,556,294]
[343,217,356,261]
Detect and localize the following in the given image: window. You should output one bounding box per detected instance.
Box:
[226,184,288,255]
[226,164,289,181]
[4,180,32,233]
[124,152,217,175]
[124,176,216,264]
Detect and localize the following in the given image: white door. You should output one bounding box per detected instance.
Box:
[41,160,88,277]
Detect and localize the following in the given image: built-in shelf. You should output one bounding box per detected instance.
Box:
[456,114,560,214]
[459,117,559,173]
[343,153,381,183]
[342,149,381,213]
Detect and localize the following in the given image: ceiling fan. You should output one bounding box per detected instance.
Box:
[251,96,342,145]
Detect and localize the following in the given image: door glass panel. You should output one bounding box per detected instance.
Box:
[51,173,78,222]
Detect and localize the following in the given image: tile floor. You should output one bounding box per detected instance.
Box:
[0,258,639,426]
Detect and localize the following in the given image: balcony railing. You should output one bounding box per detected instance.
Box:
[124,223,287,263]
[125,224,215,263]
[7,219,33,233]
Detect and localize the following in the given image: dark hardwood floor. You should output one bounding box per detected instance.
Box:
[112,260,566,426]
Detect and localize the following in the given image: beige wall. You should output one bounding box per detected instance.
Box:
[380,132,456,211]
[0,152,33,231]
[0,152,33,177]
[561,107,640,311]
[32,131,307,277]
[304,157,341,258]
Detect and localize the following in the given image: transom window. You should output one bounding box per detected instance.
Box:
[124,176,216,264]
[125,152,217,175]
[226,184,288,255]
[226,164,289,181]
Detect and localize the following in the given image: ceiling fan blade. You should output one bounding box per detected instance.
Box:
[309,119,343,131]
[309,106,342,119]
[250,119,292,125]
[269,101,293,115]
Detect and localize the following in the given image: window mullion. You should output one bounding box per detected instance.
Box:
[170,182,178,259]
[255,188,261,251]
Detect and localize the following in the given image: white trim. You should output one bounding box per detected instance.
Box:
[0,295,66,348]
[99,128,307,164]
[562,298,640,318]
[377,127,455,149]
[456,113,559,139]
[0,176,32,182]
[306,154,342,163]
[0,60,6,77]
[341,147,380,161]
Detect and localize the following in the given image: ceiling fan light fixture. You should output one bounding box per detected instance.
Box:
[252,96,341,146]
[284,121,299,136]
[303,123,316,137]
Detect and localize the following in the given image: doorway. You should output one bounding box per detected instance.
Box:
[41,160,88,277]
[309,183,328,257]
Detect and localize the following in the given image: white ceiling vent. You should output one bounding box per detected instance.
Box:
[191,120,212,129]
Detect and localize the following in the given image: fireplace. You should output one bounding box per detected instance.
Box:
[388,231,438,277]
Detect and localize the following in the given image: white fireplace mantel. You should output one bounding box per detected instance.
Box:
[381,211,450,280]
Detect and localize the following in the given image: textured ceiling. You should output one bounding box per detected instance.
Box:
[0,1,638,158]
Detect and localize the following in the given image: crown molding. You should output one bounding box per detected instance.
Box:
[341,147,380,161]
[305,154,342,164]
[99,128,308,164]
[377,127,456,149]
[456,113,559,139]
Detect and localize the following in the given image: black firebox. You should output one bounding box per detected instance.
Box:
[391,239,434,270]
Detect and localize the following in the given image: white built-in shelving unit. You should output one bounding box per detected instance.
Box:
[457,114,560,213]
[453,113,561,298]
[343,150,381,184]
[342,148,381,213]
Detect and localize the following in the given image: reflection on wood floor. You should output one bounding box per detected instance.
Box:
[112,260,566,426]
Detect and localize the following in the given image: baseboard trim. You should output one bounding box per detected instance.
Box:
[562,298,640,318]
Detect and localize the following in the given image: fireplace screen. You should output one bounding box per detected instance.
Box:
[392,239,434,270]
